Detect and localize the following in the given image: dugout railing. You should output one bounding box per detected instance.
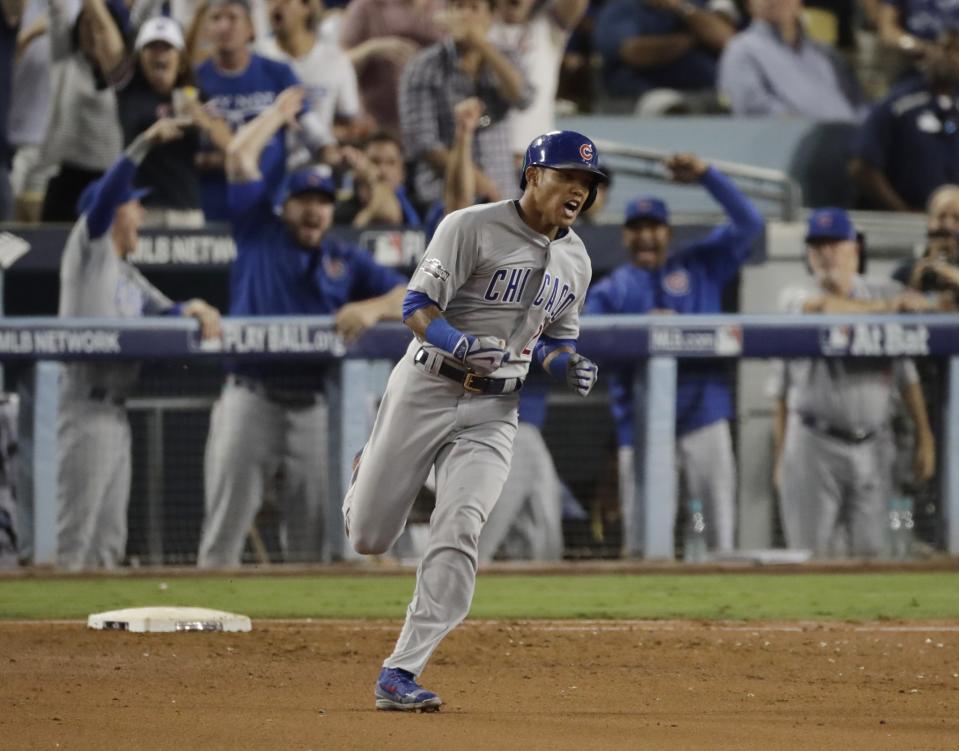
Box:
[1,314,957,566]
[591,140,803,222]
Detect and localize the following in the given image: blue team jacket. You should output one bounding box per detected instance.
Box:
[584,167,764,446]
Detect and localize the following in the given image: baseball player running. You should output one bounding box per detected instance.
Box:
[343,130,606,711]
[58,119,221,570]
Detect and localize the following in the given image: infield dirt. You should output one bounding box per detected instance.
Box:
[1,619,957,750]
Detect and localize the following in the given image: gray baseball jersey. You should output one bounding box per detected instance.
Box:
[343,199,591,678]
[59,217,174,398]
[409,200,590,379]
[771,277,919,432]
[772,275,919,556]
[57,217,173,570]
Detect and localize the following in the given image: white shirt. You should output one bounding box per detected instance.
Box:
[257,35,361,133]
[488,12,569,154]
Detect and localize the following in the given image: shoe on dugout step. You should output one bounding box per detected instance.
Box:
[375,667,443,712]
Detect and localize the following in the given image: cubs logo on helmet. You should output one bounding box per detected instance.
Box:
[519,130,608,211]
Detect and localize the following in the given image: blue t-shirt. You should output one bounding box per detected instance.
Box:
[856,78,959,211]
[195,54,300,221]
[585,168,764,445]
[227,179,407,384]
[594,0,719,97]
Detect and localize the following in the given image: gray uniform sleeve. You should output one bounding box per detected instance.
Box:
[128,266,175,315]
[767,285,809,401]
[408,211,481,310]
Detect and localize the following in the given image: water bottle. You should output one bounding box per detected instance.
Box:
[887,498,914,560]
[683,499,708,564]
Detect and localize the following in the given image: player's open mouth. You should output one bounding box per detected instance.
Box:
[562,200,581,219]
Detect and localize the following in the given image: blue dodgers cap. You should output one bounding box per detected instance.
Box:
[806,207,857,242]
[76,180,151,216]
[624,196,669,225]
[281,166,336,204]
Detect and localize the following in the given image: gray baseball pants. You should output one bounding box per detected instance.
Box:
[57,399,130,570]
[618,419,737,554]
[199,380,329,567]
[343,352,518,677]
[779,416,886,557]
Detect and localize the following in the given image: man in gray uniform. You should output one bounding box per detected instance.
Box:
[343,130,605,712]
[771,208,936,557]
[58,118,221,570]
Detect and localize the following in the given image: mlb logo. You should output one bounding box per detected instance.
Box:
[820,325,851,354]
[662,269,690,295]
[715,325,743,355]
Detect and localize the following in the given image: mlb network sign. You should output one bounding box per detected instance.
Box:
[820,322,930,357]
[649,325,743,356]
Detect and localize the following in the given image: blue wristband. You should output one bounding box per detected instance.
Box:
[534,336,575,379]
[546,351,571,380]
[425,317,471,355]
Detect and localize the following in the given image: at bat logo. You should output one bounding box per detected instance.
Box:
[579,143,594,161]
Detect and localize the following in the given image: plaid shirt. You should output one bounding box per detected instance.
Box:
[399,39,532,205]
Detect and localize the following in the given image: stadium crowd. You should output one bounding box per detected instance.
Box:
[1,0,959,569]
[5,0,959,221]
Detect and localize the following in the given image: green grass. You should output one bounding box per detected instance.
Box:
[0,572,957,621]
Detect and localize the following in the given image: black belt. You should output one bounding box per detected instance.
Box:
[88,388,125,406]
[800,414,876,444]
[413,348,523,395]
[229,375,320,407]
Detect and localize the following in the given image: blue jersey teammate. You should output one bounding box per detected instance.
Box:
[198,87,407,567]
[585,153,764,555]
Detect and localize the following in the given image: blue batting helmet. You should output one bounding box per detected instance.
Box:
[520,130,608,211]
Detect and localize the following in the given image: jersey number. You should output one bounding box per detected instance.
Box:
[522,323,546,357]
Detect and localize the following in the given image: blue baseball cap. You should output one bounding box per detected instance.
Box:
[281,166,336,204]
[806,207,856,243]
[76,180,151,217]
[625,196,669,225]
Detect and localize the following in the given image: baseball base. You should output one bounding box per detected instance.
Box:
[87,606,252,633]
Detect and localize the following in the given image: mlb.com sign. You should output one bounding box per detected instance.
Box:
[649,325,743,356]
